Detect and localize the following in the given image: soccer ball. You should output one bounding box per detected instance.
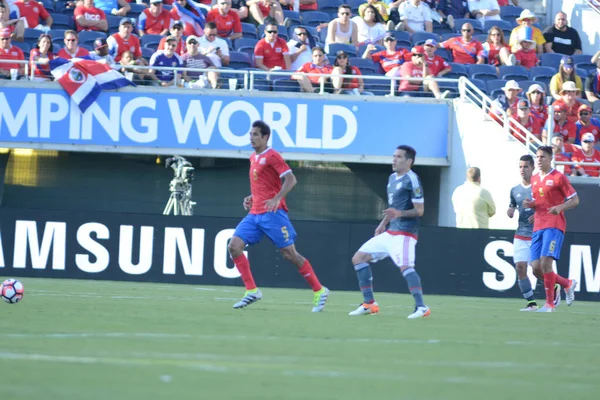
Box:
[1,279,24,304]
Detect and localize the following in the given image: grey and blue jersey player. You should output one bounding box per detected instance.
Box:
[348,145,430,320]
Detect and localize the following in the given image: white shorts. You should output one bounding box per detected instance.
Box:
[358,232,417,267]
[513,238,531,263]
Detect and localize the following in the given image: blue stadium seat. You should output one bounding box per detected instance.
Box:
[51,13,75,30]
[78,31,107,46]
[486,79,508,98]
[571,54,594,65]
[318,0,343,14]
[318,27,328,42]
[241,22,258,39]
[576,68,591,79]
[233,37,258,51]
[411,31,440,46]
[499,65,529,81]
[436,47,453,62]
[440,32,460,42]
[40,0,54,11]
[483,20,513,34]
[575,63,595,76]
[24,28,44,41]
[446,62,469,78]
[500,6,524,20]
[529,66,556,80]
[387,30,412,47]
[300,11,331,27]
[141,47,154,59]
[283,10,302,27]
[228,51,253,69]
[519,80,548,94]
[474,33,488,43]
[540,53,564,70]
[12,41,31,52]
[349,57,378,75]
[452,18,482,34]
[272,79,301,92]
[469,63,498,80]
[48,28,67,41]
[345,0,364,13]
[107,15,122,33]
[127,3,147,17]
[141,34,163,49]
[468,78,487,94]
[327,43,358,57]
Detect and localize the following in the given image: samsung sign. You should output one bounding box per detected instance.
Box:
[0,86,449,163]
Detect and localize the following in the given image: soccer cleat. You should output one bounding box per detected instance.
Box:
[407,306,431,319]
[233,289,263,309]
[553,283,561,307]
[311,287,329,312]
[348,302,380,316]
[520,304,538,312]
[535,304,555,312]
[565,279,578,306]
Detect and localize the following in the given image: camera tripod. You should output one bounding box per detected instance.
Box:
[163,179,196,216]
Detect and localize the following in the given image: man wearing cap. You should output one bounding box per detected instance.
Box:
[206,0,242,40]
[490,80,521,123]
[508,9,545,55]
[13,0,53,33]
[182,35,218,89]
[575,104,600,144]
[107,18,142,62]
[149,35,184,86]
[423,38,450,77]
[199,22,230,67]
[543,11,582,55]
[74,0,108,32]
[0,30,24,78]
[542,102,577,144]
[138,0,171,37]
[571,133,600,177]
[549,56,583,101]
[362,31,409,76]
[554,81,582,123]
[584,51,600,104]
[88,37,116,65]
[254,21,290,71]
[158,21,186,55]
[512,26,538,69]
[398,45,449,98]
[467,0,501,23]
[57,30,90,59]
[440,22,484,64]
[510,98,542,143]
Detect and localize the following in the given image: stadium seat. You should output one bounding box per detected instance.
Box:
[519,80,548,94]
[48,28,66,41]
[40,0,54,11]
[593,101,600,115]
[387,30,411,47]
[241,22,258,39]
[468,78,487,94]
[327,43,357,57]
[51,13,75,30]
[446,62,469,78]
[233,37,258,51]
[141,47,154,59]
[345,0,364,13]
[529,66,556,80]
[318,0,343,15]
[12,41,31,52]
[436,47,453,62]
[452,18,482,34]
[486,79,508,98]
[318,27,328,42]
[540,53,564,70]
[571,54,594,65]
[576,63,596,76]
[440,32,460,42]
[411,31,440,46]
[79,31,107,46]
[499,65,529,81]
[141,34,163,49]
[483,20,513,34]
[500,6,524,20]
[576,68,591,79]
[349,57,378,75]
[272,79,301,92]
[127,3,147,17]
[283,10,301,27]
[300,11,331,27]
[24,28,44,41]
[469,64,498,81]
[474,33,488,43]
[107,15,122,33]
[228,51,253,69]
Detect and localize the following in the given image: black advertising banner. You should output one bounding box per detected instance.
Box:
[0,208,598,301]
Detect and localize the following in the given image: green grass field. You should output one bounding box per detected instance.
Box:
[1,278,599,400]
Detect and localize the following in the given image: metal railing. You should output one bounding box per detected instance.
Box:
[583,0,600,16]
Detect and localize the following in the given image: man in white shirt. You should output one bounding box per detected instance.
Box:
[398,0,432,34]
[467,0,501,24]
[287,26,312,70]
[198,21,230,67]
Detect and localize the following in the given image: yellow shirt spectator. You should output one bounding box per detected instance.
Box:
[549,74,584,100]
[359,2,389,22]
[509,25,545,48]
[451,168,496,229]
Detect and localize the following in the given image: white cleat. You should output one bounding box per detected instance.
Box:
[311,287,329,312]
[348,302,380,316]
[565,279,577,306]
[553,283,561,307]
[535,304,555,312]
[520,304,538,312]
[233,289,263,309]
[407,306,431,319]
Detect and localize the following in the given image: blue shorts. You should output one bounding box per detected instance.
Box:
[233,209,297,249]
[530,228,564,262]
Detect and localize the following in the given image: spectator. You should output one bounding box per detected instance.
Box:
[170,0,204,37]
[571,133,600,177]
[512,26,538,69]
[326,4,358,46]
[436,0,470,31]
[359,0,390,23]
[228,0,248,21]
[363,31,410,77]
[575,104,600,144]
[510,98,542,142]
[292,46,332,93]
[451,167,496,229]
[353,4,386,45]
[117,49,152,83]
[288,25,315,70]
[57,30,90,59]
[489,80,521,123]
[149,35,184,86]
[509,9,545,55]
[526,83,548,126]
[254,21,290,70]
[467,0,501,24]
[554,81,582,123]
[158,21,186,55]
[246,0,284,26]
[199,22,230,67]
[88,37,116,65]
[542,102,576,144]
[107,18,142,63]
[584,51,600,103]
[14,0,53,33]
[543,11,582,55]
[278,0,317,11]
[331,49,372,95]
[423,38,451,77]
[395,0,432,34]
[181,35,218,89]
[72,0,130,17]
[0,2,24,41]
[551,135,573,175]
[74,0,108,32]
[398,45,449,98]
[207,0,242,40]
[481,26,511,67]
[29,33,53,80]
[440,22,484,64]
[138,0,171,37]
[496,0,518,5]
[549,56,583,101]
[0,31,24,77]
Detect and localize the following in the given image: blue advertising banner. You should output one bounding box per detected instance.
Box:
[0,85,450,164]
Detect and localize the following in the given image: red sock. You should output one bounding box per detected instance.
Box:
[298,259,322,292]
[543,272,556,306]
[554,273,570,289]
[233,254,256,290]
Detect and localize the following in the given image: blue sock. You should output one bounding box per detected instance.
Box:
[354,263,375,303]
[518,278,536,304]
[402,268,425,308]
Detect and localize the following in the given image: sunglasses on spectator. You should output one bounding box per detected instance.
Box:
[0,38,10,40]
[340,12,350,15]
[579,112,590,116]
[172,26,182,30]
[384,38,396,42]
[462,28,472,32]
[296,32,307,36]
[490,33,500,36]
[188,40,198,45]
[583,140,594,143]
[531,91,542,94]
[337,55,348,59]
[266,30,278,34]
[412,53,424,57]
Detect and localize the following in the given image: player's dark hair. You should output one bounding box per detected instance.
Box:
[537,146,553,157]
[397,145,416,166]
[520,154,534,166]
[252,120,271,140]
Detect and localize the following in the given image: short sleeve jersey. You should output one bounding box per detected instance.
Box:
[107,33,142,61]
[386,170,424,238]
[371,49,409,72]
[425,54,450,76]
[254,37,289,69]
[149,50,183,81]
[531,169,577,233]
[441,37,482,64]
[138,9,171,34]
[398,61,423,91]
[571,148,600,177]
[15,1,50,29]
[553,119,577,142]
[509,183,533,239]
[575,118,600,143]
[56,46,90,59]
[206,9,242,38]
[74,5,107,32]
[249,148,292,214]
[0,45,24,69]
[297,62,332,84]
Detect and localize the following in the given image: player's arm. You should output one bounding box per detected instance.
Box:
[383,203,424,219]
[375,213,391,236]
[264,171,296,212]
[549,194,579,215]
[507,192,516,218]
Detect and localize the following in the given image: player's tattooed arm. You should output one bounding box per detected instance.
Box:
[265,172,297,212]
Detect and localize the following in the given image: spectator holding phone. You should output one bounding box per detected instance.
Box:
[198,21,230,67]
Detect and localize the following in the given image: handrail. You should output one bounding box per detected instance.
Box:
[583,0,600,16]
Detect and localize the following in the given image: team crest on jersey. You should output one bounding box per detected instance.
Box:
[259,158,266,164]
[396,182,402,190]
[546,180,554,186]
[414,186,422,195]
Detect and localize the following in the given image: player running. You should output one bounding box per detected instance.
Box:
[348,145,430,319]
[523,146,579,313]
[228,120,329,312]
